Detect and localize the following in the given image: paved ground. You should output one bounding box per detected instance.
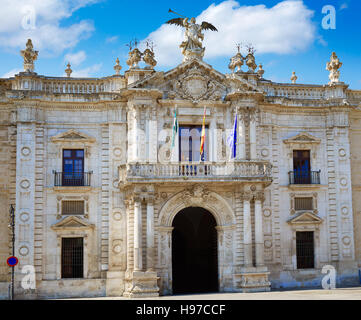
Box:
[58,287,361,300]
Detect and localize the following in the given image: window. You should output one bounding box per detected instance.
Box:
[296,232,314,269]
[61,238,84,278]
[294,197,313,211]
[62,201,85,216]
[62,149,85,186]
[179,126,209,162]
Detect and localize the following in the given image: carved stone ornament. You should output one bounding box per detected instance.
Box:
[143,49,157,69]
[326,52,342,84]
[180,185,211,207]
[171,65,225,103]
[20,39,38,73]
[127,48,142,69]
[229,52,244,73]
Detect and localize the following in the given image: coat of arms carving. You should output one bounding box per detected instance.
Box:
[170,66,224,103]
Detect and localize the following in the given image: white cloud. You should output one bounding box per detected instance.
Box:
[0,0,99,56]
[340,3,348,10]
[106,36,118,44]
[1,68,22,78]
[145,0,316,67]
[70,63,102,77]
[64,51,87,66]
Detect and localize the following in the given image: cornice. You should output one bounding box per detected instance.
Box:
[121,88,163,100]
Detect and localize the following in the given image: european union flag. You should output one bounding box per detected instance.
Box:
[227,112,237,159]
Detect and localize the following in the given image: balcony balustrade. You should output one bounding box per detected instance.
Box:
[119,161,272,185]
[53,171,93,187]
[289,171,321,185]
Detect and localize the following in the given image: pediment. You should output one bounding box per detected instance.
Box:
[51,216,95,231]
[287,212,323,225]
[130,59,228,103]
[51,129,95,143]
[284,132,321,144]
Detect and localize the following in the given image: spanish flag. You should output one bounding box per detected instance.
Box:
[200,106,207,161]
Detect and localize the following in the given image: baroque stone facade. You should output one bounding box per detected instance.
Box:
[0,36,361,299]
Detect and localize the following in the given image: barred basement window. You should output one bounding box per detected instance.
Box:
[295,197,313,211]
[296,232,315,269]
[61,238,84,279]
[62,200,85,215]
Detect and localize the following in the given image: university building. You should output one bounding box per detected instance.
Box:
[0,31,361,298]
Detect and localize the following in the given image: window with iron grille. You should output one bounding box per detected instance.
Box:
[61,238,84,279]
[296,232,315,269]
[62,200,85,215]
[295,197,313,211]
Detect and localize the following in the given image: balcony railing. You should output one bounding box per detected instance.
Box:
[53,171,92,187]
[289,171,321,185]
[119,161,272,184]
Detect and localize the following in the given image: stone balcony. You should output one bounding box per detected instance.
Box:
[118,161,273,186]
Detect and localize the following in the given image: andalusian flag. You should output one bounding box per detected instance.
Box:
[171,107,179,149]
[200,106,207,161]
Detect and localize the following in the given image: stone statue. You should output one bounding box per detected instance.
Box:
[326,52,342,84]
[20,39,38,73]
[291,71,298,84]
[166,11,218,62]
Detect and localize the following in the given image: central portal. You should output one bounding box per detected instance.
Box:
[172,207,219,295]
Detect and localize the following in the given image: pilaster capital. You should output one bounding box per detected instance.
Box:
[254,192,265,203]
[241,191,253,202]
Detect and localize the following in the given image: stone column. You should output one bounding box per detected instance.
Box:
[146,199,155,271]
[255,192,265,267]
[148,107,158,163]
[133,198,142,271]
[250,112,257,160]
[243,192,253,267]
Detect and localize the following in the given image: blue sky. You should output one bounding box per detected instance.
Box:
[0,0,360,89]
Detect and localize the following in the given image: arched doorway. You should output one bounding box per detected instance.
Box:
[172,207,219,295]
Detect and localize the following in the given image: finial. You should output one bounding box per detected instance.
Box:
[326,51,342,84]
[113,58,122,75]
[65,62,72,78]
[291,71,297,84]
[257,64,265,78]
[245,45,257,73]
[143,48,157,69]
[20,39,39,73]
